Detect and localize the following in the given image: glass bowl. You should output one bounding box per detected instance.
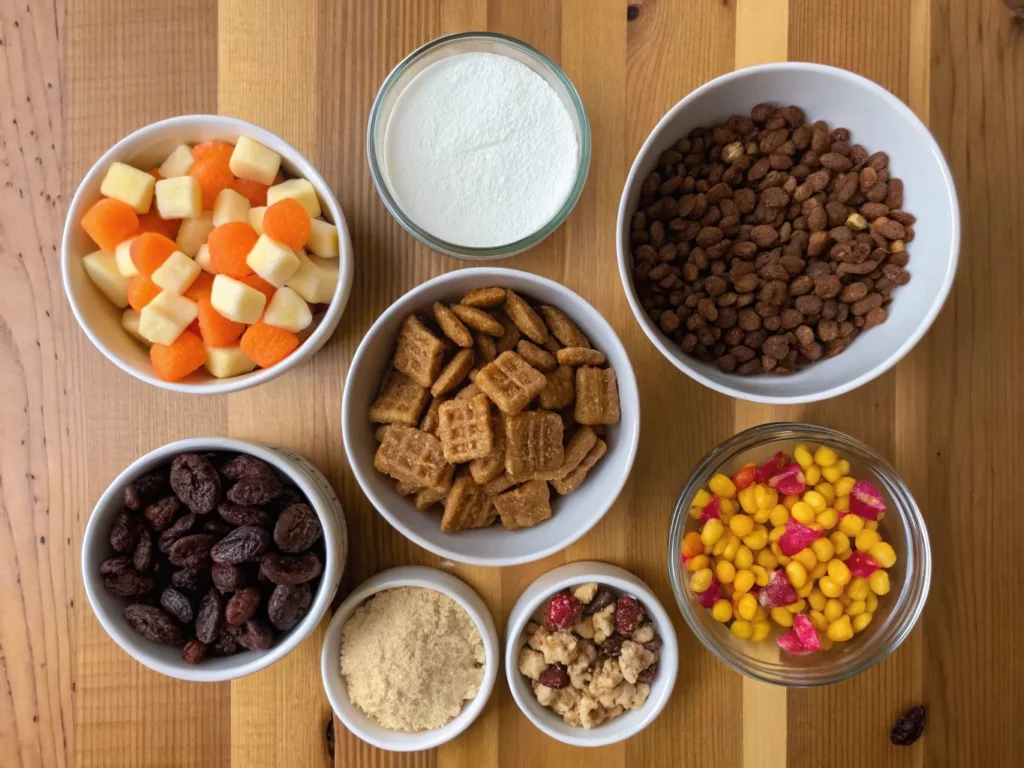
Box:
[668,423,931,686]
[366,32,591,260]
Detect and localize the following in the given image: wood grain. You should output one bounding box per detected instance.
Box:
[0,0,1021,766]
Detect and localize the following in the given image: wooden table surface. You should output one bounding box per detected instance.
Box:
[2,0,1022,766]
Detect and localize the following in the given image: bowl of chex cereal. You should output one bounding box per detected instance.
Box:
[342,268,640,566]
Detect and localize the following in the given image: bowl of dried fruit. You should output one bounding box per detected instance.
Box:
[505,561,678,746]
[341,268,640,566]
[617,63,959,403]
[81,438,347,682]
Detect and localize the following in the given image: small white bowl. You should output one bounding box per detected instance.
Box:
[504,561,678,747]
[62,115,355,394]
[81,438,348,682]
[341,268,641,566]
[320,566,499,751]
[617,63,960,404]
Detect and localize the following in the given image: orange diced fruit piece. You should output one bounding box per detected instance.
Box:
[191,141,235,163]
[126,274,162,312]
[262,198,311,251]
[239,321,299,368]
[184,270,215,302]
[148,168,164,181]
[197,297,245,347]
[230,177,270,207]
[239,273,277,303]
[81,198,139,253]
[150,330,206,382]
[207,221,258,278]
[135,206,182,240]
[190,155,235,209]
[130,232,178,276]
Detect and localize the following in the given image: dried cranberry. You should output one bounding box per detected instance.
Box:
[538,663,569,689]
[544,592,582,630]
[615,595,645,635]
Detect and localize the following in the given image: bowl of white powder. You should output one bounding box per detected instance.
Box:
[368,32,590,259]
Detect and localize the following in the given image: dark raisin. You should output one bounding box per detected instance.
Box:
[211,562,247,592]
[123,604,186,645]
[100,556,133,576]
[219,454,276,482]
[273,504,322,554]
[143,496,181,531]
[225,587,261,626]
[538,663,569,689]
[159,587,194,624]
[158,512,197,553]
[170,568,205,592]
[267,583,312,631]
[181,639,208,664]
[210,526,271,565]
[891,705,926,746]
[168,534,217,569]
[123,470,169,511]
[227,475,282,506]
[217,501,270,528]
[273,487,305,513]
[583,586,615,616]
[109,510,140,553]
[201,519,233,536]
[637,661,659,685]
[232,618,274,651]
[170,453,222,515]
[599,634,627,658]
[104,570,155,598]
[259,552,323,586]
[195,589,225,644]
[210,630,240,657]
[132,529,154,572]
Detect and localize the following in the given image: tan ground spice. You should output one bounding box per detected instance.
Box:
[339,586,485,732]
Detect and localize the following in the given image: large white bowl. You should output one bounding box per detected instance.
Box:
[617,63,960,404]
[504,561,679,747]
[320,566,499,751]
[341,268,641,566]
[62,115,354,394]
[81,438,348,682]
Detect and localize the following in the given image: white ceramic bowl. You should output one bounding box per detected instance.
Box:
[62,115,355,394]
[505,561,679,747]
[341,268,640,566]
[320,566,499,751]
[81,438,348,682]
[617,63,960,404]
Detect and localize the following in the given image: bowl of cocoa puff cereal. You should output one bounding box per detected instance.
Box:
[617,63,959,404]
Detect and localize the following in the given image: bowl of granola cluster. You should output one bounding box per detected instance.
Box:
[504,561,678,746]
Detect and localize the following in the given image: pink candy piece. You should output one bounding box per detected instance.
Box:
[758,568,799,608]
[777,629,813,655]
[779,519,822,556]
[754,451,789,484]
[700,496,721,523]
[768,463,806,496]
[850,480,886,520]
[697,575,721,608]
[846,551,881,578]
[792,614,822,651]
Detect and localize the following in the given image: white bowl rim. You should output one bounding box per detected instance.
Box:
[615,61,961,405]
[503,561,679,747]
[81,437,346,682]
[61,114,355,395]
[320,565,499,751]
[340,266,641,566]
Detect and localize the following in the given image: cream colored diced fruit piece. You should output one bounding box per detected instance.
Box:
[205,344,256,378]
[155,176,202,219]
[82,250,130,308]
[267,178,321,218]
[176,213,215,257]
[263,286,312,333]
[211,274,267,324]
[138,291,198,345]
[100,161,155,214]
[286,251,338,305]
[306,218,339,258]
[194,243,214,273]
[245,235,300,287]
[212,188,251,227]
[114,237,139,277]
[121,308,149,345]
[229,137,281,186]
[248,206,267,236]
[151,251,201,294]
[158,144,195,178]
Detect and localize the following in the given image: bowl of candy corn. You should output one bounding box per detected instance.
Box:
[668,423,930,686]
[62,115,353,393]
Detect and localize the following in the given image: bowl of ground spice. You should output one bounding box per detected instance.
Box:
[321,566,498,751]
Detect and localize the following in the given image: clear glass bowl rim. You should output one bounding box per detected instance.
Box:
[365,31,592,260]
[667,422,932,687]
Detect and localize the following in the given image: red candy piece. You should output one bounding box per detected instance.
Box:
[850,480,886,520]
[779,519,822,556]
[846,551,881,578]
[754,451,789,484]
[700,496,721,523]
[792,613,822,651]
[769,463,807,496]
[697,575,721,608]
[758,568,799,608]
[733,464,756,491]
[545,592,582,630]
[777,629,814,655]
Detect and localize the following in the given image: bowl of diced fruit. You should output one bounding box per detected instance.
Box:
[668,423,930,686]
[62,115,353,393]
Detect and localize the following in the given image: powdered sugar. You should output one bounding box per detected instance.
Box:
[383,52,579,248]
